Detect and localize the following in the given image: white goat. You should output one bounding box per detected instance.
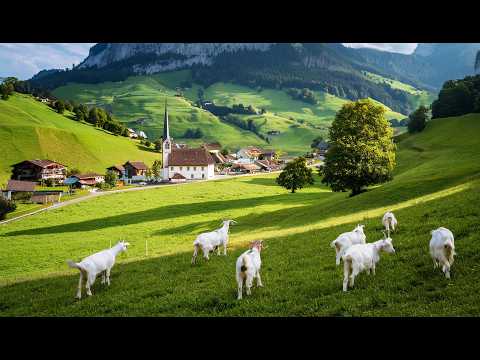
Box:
[430,227,456,279]
[382,211,398,236]
[67,241,130,299]
[330,225,366,266]
[341,233,395,292]
[236,240,265,300]
[192,219,237,264]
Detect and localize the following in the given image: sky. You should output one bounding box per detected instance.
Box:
[0,43,418,80]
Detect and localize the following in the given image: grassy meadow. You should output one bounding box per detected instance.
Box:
[53,70,411,155]
[0,93,160,185]
[0,114,479,316]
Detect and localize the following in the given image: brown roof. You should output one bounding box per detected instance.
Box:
[73,173,104,180]
[171,173,186,179]
[79,179,96,186]
[124,161,148,170]
[107,165,125,172]
[6,180,37,192]
[14,159,66,169]
[232,163,261,171]
[169,148,215,166]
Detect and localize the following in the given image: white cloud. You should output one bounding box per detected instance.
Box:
[342,43,418,54]
[0,43,95,80]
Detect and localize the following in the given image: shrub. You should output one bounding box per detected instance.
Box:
[0,198,17,220]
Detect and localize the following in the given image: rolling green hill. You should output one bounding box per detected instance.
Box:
[0,93,161,185]
[1,113,479,316]
[53,70,411,155]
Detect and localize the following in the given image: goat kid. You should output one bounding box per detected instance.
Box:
[192,219,237,264]
[430,227,456,279]
[382,211,398,237]
[341,233,395,292]
[330,225,366,266]
[67,241,130,299]
[236,240,265,300]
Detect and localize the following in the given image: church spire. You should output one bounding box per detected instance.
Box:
[163,98,170,141]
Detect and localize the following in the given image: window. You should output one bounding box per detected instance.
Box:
[180,167,183,171]
[201,167,205,171]
[171,167,174,171]
[193,167,196,171]
[191,174,194,179]
[187,167,190,171]
[202,174,205,179]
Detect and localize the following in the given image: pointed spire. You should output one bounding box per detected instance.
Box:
[163,98,170,141]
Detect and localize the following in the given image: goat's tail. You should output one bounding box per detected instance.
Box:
[67,260,84,271]
[330,240,337,249]
[343,254,353,273]
[240,256,248,272]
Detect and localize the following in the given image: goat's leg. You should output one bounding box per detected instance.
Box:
[86,273,95,296]
[101,271,106,284]
[223,243,227,256]
[256,271,263,287]
[216,245,220,256]
[106,268,111,286]
[76,272,83,299]
[335,250,341,266]
[203,248,210,261]
[246,275,253,296]
[191,245,198,265]
[237,276,243,300]
[372,264,376,276]
[342,272,349,292]
[443,262,451,279]
[349,270,356,288]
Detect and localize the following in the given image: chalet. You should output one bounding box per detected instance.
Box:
[314,140,330,156]
[237,146,264,161]
[72,173,105,187]
[231,163,261,174]
[255,159,281,172]
[127,128,139,139]
[260,150,276,161]
[107,165,125,178]
[1,180,36,200]
[123,161,149,184]
[138,131,148,139]
[11,160,67,183]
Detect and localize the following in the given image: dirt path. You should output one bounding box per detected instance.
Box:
[0,171,282,225]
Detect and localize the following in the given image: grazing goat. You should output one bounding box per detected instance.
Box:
[192,219,237,264]
[236,240,265,300]
[67,241,130,299]
[382,211,398,237]
[341,232,395,292]
[430,227,456,279]
[330,225,366,266]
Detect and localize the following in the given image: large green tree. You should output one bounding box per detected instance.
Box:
[276,157,314,193]
[408,105,429,134]
[321,99,396,196]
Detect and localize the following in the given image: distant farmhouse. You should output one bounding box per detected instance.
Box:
[161,102,215,181]
[64,173,105,188]
[11,160,67,183]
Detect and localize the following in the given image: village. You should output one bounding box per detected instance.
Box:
[0,103,327,208]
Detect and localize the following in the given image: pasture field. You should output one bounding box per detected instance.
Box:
[0,114,479,316]
[53,71,408,155]
[0,93,160,185]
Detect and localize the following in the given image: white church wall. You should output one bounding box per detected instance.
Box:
[169,164,214,180]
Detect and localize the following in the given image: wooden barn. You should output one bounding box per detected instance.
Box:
[11,160,67,183]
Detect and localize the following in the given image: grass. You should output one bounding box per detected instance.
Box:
[0,113,479,316]
[0,93,161,185]
[53,71,408,156]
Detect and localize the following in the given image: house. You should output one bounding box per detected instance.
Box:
[167,148,215,180]
[127,128,139,139]
[255,159,280,172]
[237,146,264,161]
[161,101,215,181]
[138,131,148,139]
[106,165,125,178]
[260,150,276,161]
[123,161,149,184]
[11,160,67,183]
[314,140,330,156]
[170,173,187,183]
[72,173,105,187]
[1,180,37,200]
[231,163,261,174]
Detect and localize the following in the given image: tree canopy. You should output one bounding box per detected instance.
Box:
[276,157,314,193]
[408,105,430,134]
[320,99,396,196]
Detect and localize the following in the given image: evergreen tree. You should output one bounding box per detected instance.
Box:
[321,99,396,196]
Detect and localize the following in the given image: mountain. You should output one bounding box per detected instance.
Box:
[30,43,439,115]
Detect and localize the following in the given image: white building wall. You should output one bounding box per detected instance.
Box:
[169,164,214,180]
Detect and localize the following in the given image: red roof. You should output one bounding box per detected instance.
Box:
[124,161,148,170]
[169,148,214,166]
[6,180,37,192]
[108,165,125,172]
[14,159,66,169]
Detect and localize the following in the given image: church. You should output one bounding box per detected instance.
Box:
[161,102,215,182]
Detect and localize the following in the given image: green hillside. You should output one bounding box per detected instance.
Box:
[1,114,479,316]
[53,70,408,155]
[0,93,160,185]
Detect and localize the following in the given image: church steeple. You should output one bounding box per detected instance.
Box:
[163,99,170,141]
